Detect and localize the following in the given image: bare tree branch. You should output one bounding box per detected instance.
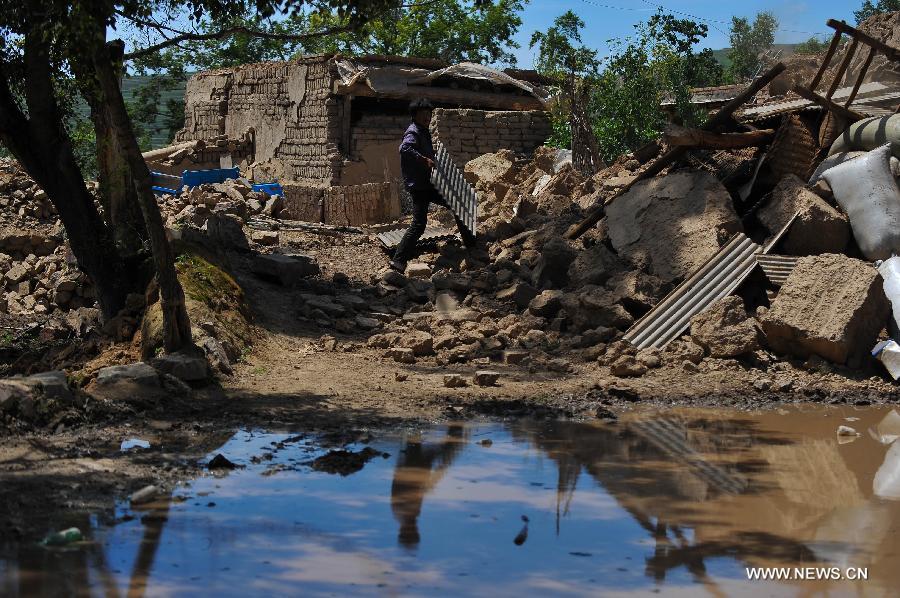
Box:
[122,21,356,61]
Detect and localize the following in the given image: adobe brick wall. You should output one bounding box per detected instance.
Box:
[431,108,552,169]
[178,55,343,186]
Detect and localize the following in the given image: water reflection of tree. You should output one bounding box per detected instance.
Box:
[390,424,468,549]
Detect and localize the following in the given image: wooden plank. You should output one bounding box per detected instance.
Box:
[663,125,774,149]
[811,30,845,89]
[565,62,786,240]
[828,18,900,63]
[846,47,877,107]
[826,38,859,99]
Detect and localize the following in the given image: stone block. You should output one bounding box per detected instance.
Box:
[761,254,889,364]
[252,253,320,286]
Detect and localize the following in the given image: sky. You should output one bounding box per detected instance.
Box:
[510,0,860,68]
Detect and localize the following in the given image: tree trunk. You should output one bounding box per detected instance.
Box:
[92,41,191,352]
[86,43,147,258]
[0,31,129,319]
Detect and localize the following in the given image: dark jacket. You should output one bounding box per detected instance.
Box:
[399,121,435,190]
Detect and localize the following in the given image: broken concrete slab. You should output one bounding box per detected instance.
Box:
[689,295,761,358]
[252,253,320,286]
[761,254,889,364]
[606,169,742,284]
[758,174,850,256]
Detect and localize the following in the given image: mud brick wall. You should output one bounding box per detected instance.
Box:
[348,113,409,160]
[323,183,399,226]
[177,56,343,186]
[281,183,325,222]
[431,109,552,169]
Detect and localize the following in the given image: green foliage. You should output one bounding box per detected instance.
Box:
[305,0,525,64]
[727,12,778,81]
[529,10,600,78]
[532,10,723,162]
[855,0,900,23]
[794,36,828,55]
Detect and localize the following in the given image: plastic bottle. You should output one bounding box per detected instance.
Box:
[41,527,83,546]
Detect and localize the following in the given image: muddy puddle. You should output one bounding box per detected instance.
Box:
[5,405,900,596]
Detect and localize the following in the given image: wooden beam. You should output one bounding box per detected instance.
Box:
[826,38,858,99]
[565,62,786,240]
[663,125,774,149]
[828,19,900,64]
[811,30,844,89]
[846,46,876,107]
[334,82,545,111]
[792,85,866,122]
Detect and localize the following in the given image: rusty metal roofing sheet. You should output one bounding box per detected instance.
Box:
[756,254,799,287]
[377,225,456,249]
[622,233,761,350]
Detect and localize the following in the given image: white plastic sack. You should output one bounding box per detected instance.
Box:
[822,144,900,260]
[873,339,900,380]
[879,255,900,334]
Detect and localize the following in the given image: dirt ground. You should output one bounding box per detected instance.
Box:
[3,228,900,548]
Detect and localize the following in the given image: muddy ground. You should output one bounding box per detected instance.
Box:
[3,229,899,548]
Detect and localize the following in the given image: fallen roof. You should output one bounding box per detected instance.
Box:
[737,81,900,121]
[333,57,549,110]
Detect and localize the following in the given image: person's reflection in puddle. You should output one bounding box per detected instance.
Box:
[391,424,467,549]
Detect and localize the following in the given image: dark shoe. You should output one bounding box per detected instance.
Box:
[389,259,407,273]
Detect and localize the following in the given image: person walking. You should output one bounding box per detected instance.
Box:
[390,98,476,272]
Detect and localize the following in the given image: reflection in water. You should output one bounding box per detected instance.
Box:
[390,424,467,549]
[6,407,900,596]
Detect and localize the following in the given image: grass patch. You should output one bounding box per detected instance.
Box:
[175,253,244,312]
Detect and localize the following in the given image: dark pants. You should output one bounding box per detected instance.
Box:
[392,187,475,263]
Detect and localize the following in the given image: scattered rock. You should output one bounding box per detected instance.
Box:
[252,252,320,286]
[94,363,160,387]
[610,355,647,377]
[404,262,432,279]
[151,351,209,382]
[208,454,238,469]
[762,254,889,364]
[443,373,468,388]
[690,296,761,358]
[130,485,159,505]
[473,370,500,386]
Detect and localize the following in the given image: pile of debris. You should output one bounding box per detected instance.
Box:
[159,178,285,231]
[0,159,97,318]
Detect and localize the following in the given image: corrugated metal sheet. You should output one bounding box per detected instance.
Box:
[431,142,478,236]
[622,233,761,350]
[756,254,799,287]
[738,82,896,122]
[629,418,748,494]
[377,225,456,249]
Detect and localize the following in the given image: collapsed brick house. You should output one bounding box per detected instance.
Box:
[167,54,553,225]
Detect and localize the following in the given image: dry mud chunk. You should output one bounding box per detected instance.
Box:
[757,174,849,255]
[606,170,742,284]
[761,254,889,364]
[690,296,761,358]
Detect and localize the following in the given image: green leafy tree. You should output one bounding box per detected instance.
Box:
[304,0,525,64]
[529,10,603,171]
[532,10,722,163]
[0,0,396,352]
[795,36,828,55]
[727,12,778,81]
[855,0,900,23]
